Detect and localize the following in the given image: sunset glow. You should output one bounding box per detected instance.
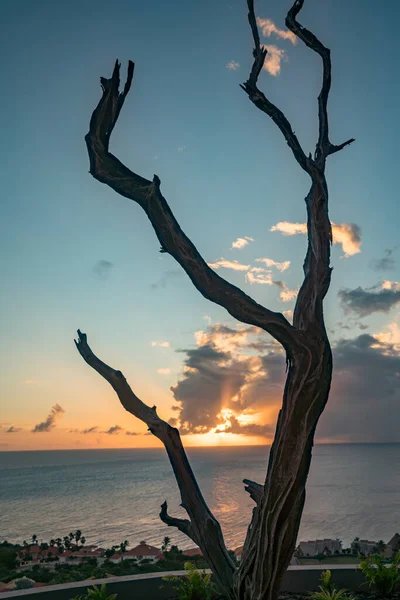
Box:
[1,0,400,451]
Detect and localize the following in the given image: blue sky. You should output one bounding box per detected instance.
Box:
[1,0,400,449]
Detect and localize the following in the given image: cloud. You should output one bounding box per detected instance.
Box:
[317,334,400,442]
[32,404,65,433]
[93,260,114,279]
[370,248,396,272]
[270,221,362,257]
[103,425,123,435]
[215,414,274,437]
[178,146,186,152]
[6,426,21,433]
[157,368,172,375]
[151,340,171,348]
[277,284,299,302]
[256,17,297,45]
[255,257,290,272]
[81,426,99,434]
[246,269,274,285]
[170,322,400,442]
[150,270,183,290]
[125,431,138,436]
[23,379,39,385]
[332,223,362,258]
[170,324,284,435]
[208,258,250,271]
[374,315,400,349]
[210,256,296,302]
[246,271,298,302]
[231,236,254,249]
[262,45,287,76]
[226,60,240,70]
[339,281,400,317]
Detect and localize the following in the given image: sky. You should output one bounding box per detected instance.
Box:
[0,0,399,451]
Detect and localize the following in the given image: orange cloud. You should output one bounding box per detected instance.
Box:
[262,45,287,76]
[208,258,250,271]
[226,60,240,71]
[255,257,290,272]
[256,17,297,45]
[231,236,254,249]
[270,221,362,257]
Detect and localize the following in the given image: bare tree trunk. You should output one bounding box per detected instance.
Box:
[76,1,354,599]
[235,169,334,600]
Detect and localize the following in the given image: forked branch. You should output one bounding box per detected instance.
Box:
[285,0,354,166]
[85,60,299,354]
[241,0,311,175]
[160,501,195,541]
[74,330,235,597]
[243,479,263,504]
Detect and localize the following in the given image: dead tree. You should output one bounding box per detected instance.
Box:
[75,1,354,598]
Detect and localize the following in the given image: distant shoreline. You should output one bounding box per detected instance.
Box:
[2,441,400,453]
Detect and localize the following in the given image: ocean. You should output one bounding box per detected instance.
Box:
[1,444,399,551]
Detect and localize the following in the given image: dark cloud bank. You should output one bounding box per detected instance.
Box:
[339,283,400,317]
[169,325,400,443]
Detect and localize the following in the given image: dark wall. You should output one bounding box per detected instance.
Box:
[3,567,396,599]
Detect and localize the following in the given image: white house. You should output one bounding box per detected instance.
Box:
[298,538,342,557]
[385,533,400,558]
[125,541,162,563]
[351,539,378,556]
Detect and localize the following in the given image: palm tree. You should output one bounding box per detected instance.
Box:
[31,534,38,545]
[80,536,86,546]
[75,530,82,545]
[377,540,387,556]
[119,540,129,561]
[162,536,171,554]
[105,546,117,558]
[352,537,361,556]
[49,539,56,547]
[63,536,72,550]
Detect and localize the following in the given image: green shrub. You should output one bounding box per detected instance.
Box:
[163,561,214,600]
[70,583,117,600]
[309,569,355,600]
[14,577,35,590]
[359,551,400,597]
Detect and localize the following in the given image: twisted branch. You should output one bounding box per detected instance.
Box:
[240,0,311,175]
[74,330,235,597]
[85,60,298,354]
[160,501,197,543]
[243,479,263,504]
[286,0,354,167]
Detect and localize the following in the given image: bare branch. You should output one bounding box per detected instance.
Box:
[242,0,311,175]
[85,60,298,353]
[286,0,355,166]
[243,479,263,504]
[327,137,355,156]
[160,501,197,542]
[74,330,235,597]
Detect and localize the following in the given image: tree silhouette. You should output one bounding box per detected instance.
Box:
[76,0,354,598]
[162,536,171,554]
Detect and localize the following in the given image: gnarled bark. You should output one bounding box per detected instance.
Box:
[76,1,354,599]
[75,330,236,598]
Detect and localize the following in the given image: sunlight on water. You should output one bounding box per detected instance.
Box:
[1,444,399,550]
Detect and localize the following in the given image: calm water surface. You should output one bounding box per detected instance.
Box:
[1,444,399,550]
